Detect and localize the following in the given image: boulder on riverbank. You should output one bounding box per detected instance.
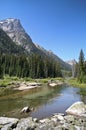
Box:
[0,113,86,130]
[0,117,19,130]
[66,101,86,117]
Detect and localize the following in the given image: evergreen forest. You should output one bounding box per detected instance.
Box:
[74,49,86,83]
[0,53,62,79]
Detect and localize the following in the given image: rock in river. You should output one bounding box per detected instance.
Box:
[20,106,34,113]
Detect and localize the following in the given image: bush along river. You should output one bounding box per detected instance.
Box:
[0,83,86,119]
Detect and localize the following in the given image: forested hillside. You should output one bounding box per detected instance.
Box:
[0,18,71,71]
[0,54,62,78]
[0,28,62,78]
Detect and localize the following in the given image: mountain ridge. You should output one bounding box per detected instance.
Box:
[0,28,26,54]
[0,18,71,70]
[0,18,36,53]
[35,43,71,70]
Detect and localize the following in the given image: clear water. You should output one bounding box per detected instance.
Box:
[0,84,85,119]
[30,86,81,119]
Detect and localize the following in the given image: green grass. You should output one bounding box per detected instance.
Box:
[67,78,86,95]
[0,76,64,86]
[67,78,86,87]
[0,75,25,87]
[38,77,64,83]
[79,88,86,95]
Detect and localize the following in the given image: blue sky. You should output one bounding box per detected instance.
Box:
[0,0,86,61]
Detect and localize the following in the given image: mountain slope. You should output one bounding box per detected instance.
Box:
[0,18,71,70]
[0,28,25,54]
[35,44,71,70]
[0,18,39,53]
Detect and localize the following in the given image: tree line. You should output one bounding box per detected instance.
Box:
[73,49,86,83]
[0,53,62,79]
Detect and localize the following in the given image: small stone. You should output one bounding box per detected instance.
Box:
[57,115,64,121]
[51,117,57,123]
[33,118,38,122]
[64,115,75,123]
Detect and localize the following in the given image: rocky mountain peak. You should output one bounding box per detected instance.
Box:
[66,59,77,66]
[0,18,22,31]
[0,18,35,52]
[0,18,71,70]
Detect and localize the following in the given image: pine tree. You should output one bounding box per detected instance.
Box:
[78,49,85,83]
[79,49,84,72]
[0,56,3,79]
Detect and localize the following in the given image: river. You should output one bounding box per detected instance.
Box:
[0,84,85,119]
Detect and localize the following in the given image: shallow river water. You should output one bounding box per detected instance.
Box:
[0,84,85,119]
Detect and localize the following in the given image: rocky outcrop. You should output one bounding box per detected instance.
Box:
[0,18,33,50]
[66,101,86,117]
[0,102,86,130]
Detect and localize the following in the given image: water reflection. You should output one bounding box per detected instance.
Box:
[30,86,81,119]
[0,84,85,119]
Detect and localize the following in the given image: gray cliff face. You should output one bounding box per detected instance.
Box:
[0,18,36,53]
[0,18,71,70]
